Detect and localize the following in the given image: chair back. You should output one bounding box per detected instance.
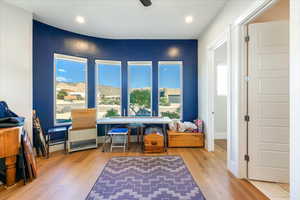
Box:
[71,108,96,130]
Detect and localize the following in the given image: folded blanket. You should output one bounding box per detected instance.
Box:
[0,117,25,128]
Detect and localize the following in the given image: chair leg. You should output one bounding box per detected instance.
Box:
[123,135,127,152]
[46,136,50,158]
[110,135,113,152]
[128,128,131,150]
[140,127,144,151]
[103,125,107,152]
[137,127,140,144]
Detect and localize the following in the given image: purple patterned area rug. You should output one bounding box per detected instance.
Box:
[86,156,206,200]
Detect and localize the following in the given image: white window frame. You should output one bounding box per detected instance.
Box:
[53,53,88,126]
[158,61,183,120]
[95,60,122,119]
[127,61,153,116]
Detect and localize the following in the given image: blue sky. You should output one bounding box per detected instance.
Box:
[56,59,85,83]
[128,65,151,88]
[159,64,180,89]
[98,64,121,88]
[56,59,180,89]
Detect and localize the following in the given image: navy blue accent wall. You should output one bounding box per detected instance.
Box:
[33,20,198,130]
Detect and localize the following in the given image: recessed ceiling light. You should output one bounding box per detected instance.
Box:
[168,47,179,57]
[185,16,193,24]
[76,16,85,24]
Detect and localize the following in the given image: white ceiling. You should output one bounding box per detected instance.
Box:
[4,0,228,39]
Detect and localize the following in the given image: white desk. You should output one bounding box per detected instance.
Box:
[97,117,172,152]
[97,117,172,125]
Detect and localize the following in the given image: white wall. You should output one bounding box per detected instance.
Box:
[290,0,300,199]
[197,0,259,175]
[0,1,33,138]
[198,0,254,139]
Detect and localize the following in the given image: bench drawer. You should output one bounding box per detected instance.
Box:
[168,131,204,147]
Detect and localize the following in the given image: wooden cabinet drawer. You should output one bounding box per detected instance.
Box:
[144,133,164,153]
[168,131,204,147]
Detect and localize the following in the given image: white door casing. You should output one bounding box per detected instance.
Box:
[248,21,289,183]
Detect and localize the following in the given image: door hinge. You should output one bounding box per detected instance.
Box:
[245,35,250,42]
[244,115,250,122]
[244,154,250,162]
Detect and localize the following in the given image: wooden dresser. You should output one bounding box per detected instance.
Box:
[0,127,21,186]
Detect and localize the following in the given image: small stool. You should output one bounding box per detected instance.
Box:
[47,127,68,158]
[107,128,129,152]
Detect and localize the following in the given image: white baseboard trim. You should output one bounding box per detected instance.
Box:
[49,135,139,153]
[229,160,239,178]
[49,144,65,153]
[215,132,227,139]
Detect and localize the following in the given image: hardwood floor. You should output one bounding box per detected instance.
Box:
[0,144,269,200]
[215,139,227,152]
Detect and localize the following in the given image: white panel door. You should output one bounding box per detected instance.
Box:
[248,21,289,183]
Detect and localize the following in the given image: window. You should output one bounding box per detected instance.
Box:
[128,61,152,116]
[54,54,87,124]
[96,60,122,118]
[216,64,228,96]
[158,61,182,119]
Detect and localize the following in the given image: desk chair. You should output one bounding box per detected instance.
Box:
[67,109,97,153]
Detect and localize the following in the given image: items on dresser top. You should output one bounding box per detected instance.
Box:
[0,101,24,128]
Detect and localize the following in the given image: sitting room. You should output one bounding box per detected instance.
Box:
[0,0,299,199]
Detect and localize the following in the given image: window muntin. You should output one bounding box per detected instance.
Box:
[128,61,152,116]
[158,61,182,119]
[54,54,87,124]
[96,60,122,119]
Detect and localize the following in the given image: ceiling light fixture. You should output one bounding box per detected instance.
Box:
[185,16,193,24]
[140,0,152,7]
[76,16,85,24]
[168,47,179,57]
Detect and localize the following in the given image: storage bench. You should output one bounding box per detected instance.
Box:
[143,127,164,153]
[167,130,204,148]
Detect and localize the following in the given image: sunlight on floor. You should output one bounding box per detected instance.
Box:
[250,180,289,200]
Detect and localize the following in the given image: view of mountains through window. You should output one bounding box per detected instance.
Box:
[159,62,182,119]
[54,55,183,123]
[55,55,87,124]
[96,61,121,118]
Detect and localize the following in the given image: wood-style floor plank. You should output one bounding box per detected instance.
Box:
[0,143,269,200]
